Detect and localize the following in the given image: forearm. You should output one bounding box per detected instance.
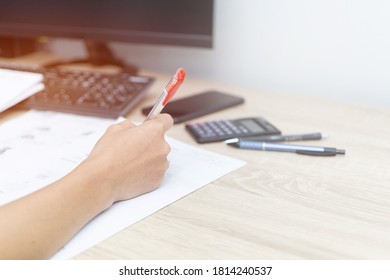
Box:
[0,160,114,259]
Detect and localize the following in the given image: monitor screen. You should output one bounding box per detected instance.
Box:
[0,0,213,48]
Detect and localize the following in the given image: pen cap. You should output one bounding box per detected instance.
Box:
[163,68,186,106]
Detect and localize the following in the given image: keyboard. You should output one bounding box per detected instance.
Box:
[14,67,154,118]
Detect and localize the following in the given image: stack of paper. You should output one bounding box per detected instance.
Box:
[0,68,44,113]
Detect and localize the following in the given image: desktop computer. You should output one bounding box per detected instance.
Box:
[0,0,214,117]
[0,0,213,61]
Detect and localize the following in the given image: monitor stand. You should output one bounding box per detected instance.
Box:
[0,37,37,58]
[46,39,138,75]
[1,37,138,75]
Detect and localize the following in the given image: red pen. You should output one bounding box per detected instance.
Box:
[144,68,186,121]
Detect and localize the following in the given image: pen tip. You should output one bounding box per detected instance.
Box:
[336,149,346,155]
[321,133,328,139]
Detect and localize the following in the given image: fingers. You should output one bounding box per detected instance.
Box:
[114,114,173,134]
[151,114,174,132]
[116,119,136,129]
[118,114,173,131]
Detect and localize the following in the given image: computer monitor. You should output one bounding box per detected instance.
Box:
[0,0,213,70]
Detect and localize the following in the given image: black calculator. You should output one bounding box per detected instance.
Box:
[185,117,281,143]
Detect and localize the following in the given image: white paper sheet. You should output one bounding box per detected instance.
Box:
[0,111,246,259]
[0,69,43,112]
[0,111,113,205]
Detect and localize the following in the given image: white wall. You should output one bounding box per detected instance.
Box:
[52,0,390,108]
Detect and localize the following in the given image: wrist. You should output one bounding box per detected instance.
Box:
[71,159,116,211]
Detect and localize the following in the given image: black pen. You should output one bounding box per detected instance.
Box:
[231,132,326,142]
[225,139,345,156]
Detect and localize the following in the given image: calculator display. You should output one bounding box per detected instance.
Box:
[240,119,265,132]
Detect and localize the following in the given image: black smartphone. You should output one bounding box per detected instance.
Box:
[141,90,244,124]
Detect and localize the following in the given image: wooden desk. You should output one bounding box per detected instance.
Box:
[73,71,390,259]
[1,68,389,259]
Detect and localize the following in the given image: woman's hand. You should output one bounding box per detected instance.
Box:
[83,113,174,204]
[0,113,173,259]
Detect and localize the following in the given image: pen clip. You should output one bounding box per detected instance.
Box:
[163,68,186,106]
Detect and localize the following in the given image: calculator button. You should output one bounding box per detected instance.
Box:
[193,129,204,135]
[219,124,230,133]
[204,127,213,133]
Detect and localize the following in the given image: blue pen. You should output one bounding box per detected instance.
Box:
[225,139,345,156]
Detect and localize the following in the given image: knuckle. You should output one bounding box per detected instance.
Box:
[155,122,165,134]
[162,142,171,155]
[107,123,120,132]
